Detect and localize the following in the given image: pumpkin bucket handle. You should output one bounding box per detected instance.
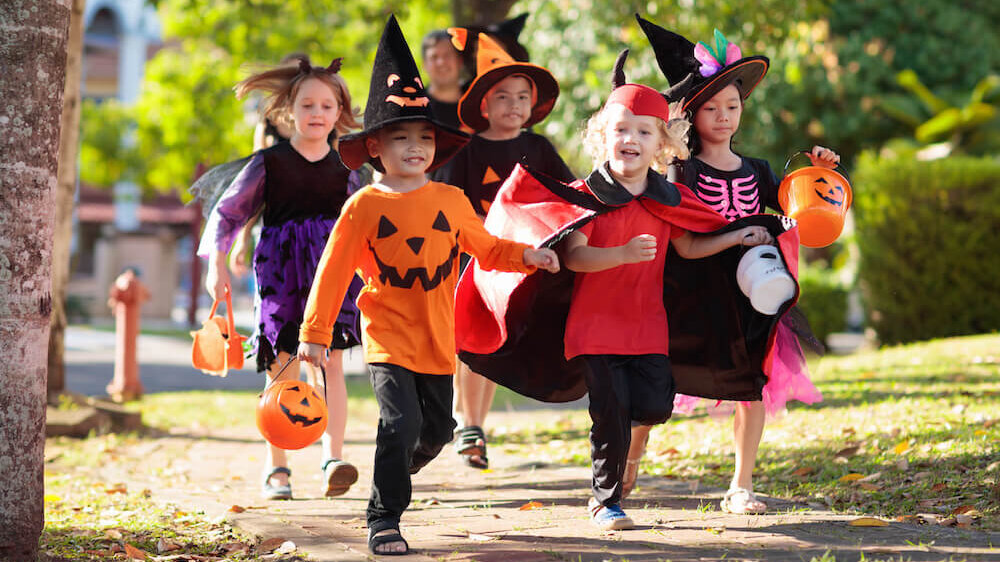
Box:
[783,149,851,184]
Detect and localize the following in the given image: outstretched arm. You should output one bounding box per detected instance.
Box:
[672,225,772,260]
[561,230,657,273]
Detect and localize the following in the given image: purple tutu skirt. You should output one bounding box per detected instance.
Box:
[250,216,362,372]
[673,316,823,418]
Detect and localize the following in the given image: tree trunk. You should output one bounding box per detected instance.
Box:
[0,1,72,559]
[451,0,518,26]
[48,0,87,402]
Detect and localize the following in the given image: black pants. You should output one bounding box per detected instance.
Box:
[366,363,456,529]
[582,354,675,507]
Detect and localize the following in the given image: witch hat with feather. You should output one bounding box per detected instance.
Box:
[635,14,768,114]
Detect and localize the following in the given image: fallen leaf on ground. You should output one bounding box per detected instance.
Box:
[228,505,246,513]
[951,505,981,516]
[834,446,859,459]
[792,466,815,477]
[859,472,882,482]
[105,483,128,494]
[156,538,182,553]
[931,483,947,492]
[848,517,888,527]
[519,501,543,510]
[104,529,123,540]
[43,494,62,503]
[839,473,865,482]
[258,537,286,552]
[222,541,250,554]
[275,540,297,554]
[124,543,148,560]
[658,447,681,457]
[467,532,496,542]
[859,483,880,491]
[893,441,910,454]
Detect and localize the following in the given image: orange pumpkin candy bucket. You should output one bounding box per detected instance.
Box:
[190,285,245,376]
[778,151,853,248]
[256,361,329,450]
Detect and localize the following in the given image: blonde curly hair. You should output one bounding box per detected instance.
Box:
[583,99,690,173]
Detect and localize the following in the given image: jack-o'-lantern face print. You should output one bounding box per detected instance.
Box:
[278,384,326,427]
[813,176,846,207]
[385,73,430,108]
[368,210,459,291]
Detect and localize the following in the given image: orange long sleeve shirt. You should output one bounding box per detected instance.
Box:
[301,181,535,375]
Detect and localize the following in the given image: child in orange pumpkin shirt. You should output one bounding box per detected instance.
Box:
[297,16,558,556]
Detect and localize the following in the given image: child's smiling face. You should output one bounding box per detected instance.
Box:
[693,84,743,145]
[366,121,437,180]
[603,103,664,182]
[290,77,341,142]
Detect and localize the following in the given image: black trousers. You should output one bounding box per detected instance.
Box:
[582,354,675,507]
[366,363,456,529]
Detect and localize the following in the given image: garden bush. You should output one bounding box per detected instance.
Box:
[796,265,849,346]
[852,152,1000,344]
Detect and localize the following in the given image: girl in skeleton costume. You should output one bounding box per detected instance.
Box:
[199,57,364,501]
[625,16,840,514]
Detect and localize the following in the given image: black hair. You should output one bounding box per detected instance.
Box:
[421,29,455,57]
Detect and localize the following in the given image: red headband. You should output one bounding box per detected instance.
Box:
[605,84,670,123]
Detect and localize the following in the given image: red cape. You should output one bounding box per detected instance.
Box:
[455,164,800,403]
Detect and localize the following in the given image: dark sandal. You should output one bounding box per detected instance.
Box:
[262,466,292,500]
[455,425,486,457]
[368,527,409,555]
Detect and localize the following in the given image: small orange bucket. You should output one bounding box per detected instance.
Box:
[778,151,852,248]
[191,285,245,376]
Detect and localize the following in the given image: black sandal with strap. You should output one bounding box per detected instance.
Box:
[455,426,488,469]
[368,521,409,555]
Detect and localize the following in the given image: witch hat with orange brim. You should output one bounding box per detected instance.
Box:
[457,33,559,132]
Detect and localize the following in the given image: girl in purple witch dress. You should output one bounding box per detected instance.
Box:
[198,57,364,501]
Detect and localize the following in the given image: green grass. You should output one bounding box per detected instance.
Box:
[492,333,1000,530]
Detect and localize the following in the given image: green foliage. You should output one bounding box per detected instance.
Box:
[852,152,1000,345]
[115,0,452,193]
[78,99,143,187]
[797,264,849,345]
[880,71,1000,155]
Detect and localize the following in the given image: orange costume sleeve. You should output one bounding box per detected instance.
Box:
[300,181,535,375]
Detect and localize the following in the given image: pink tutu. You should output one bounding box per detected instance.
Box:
[673,317,823,418]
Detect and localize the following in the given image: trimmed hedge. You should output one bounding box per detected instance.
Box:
[796,267,849,346]
[852,153,1000,344]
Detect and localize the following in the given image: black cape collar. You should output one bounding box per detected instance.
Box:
[583,162,681,207]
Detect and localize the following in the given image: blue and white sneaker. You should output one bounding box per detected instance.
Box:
[589,497,635,530]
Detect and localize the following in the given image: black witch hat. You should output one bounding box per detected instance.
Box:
[635,14,768,114]
[339,15,470,172]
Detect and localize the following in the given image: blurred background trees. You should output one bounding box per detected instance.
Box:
[77,0,1000,345]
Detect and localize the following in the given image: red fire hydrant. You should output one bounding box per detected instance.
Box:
[106,268,150,402]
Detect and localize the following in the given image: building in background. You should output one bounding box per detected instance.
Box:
[71,1,200,321]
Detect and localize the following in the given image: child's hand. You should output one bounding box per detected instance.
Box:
[622,234,657,264]
[736,226,773,247]
[524,247,560,273]
[297,342,326,366]
[808,145,840,169]
[205,262,231,302]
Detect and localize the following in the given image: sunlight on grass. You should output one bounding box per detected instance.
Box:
[495,334,1000,530]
